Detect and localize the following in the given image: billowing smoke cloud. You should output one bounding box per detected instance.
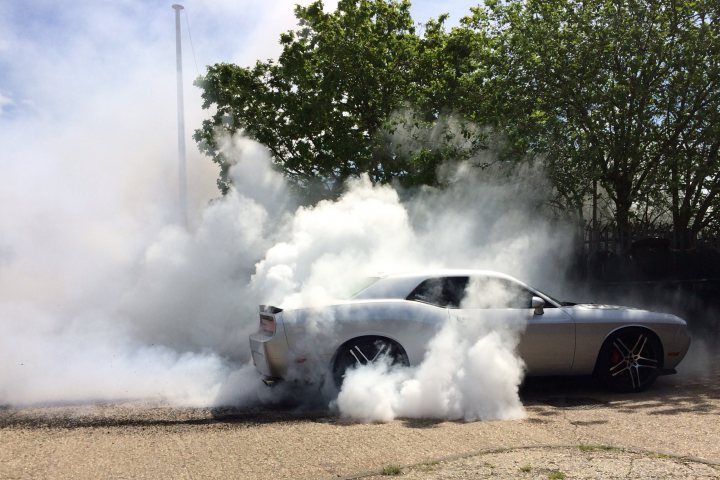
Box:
[240,150,565,421]
[0,1,573,421]
[0,127,570,412]
[0,0,332,408]
[0,136,287,406]
[335,317,526,422]
[334,277,529,422]
[0,302,229,407]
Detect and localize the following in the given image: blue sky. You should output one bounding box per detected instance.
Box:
[0,1,479,121]
[0,0,482,347]
[0,0,481,250]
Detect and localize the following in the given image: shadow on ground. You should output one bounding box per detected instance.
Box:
[521,371,720,416]
[1,371,717,429]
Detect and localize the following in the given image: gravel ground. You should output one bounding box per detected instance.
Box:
[1,372,718,480]
[362,446,719,479]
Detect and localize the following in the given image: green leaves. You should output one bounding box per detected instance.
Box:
[195,0,421,195]
[462,0,720,248]
[195,0,487,197]
[195,0,720,248]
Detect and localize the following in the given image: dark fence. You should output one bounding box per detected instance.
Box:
[577,225,720,283]
[567,225,720,340]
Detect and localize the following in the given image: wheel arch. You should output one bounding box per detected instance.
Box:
[593,325,665,375]
[330,334,409,371]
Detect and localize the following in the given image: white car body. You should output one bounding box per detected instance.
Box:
[249,270,690,391]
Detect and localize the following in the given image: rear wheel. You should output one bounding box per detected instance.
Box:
[332,337,408,388]
[597,328,662,393]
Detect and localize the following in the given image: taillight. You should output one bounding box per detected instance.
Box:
[260,314,276,335]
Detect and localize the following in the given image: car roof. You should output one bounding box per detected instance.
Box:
[353,269,528,300]
[378,269,520,281]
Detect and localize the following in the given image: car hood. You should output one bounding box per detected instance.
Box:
[572,303,641,310]
[567,304,686,325]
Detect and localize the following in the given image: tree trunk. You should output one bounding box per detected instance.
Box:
[673,225,693,250]
[614,181,633,255]
[615,200,631,255]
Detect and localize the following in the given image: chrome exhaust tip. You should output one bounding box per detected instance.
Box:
[262,377,280,387]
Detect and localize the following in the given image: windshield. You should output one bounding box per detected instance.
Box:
[535,288,566,306]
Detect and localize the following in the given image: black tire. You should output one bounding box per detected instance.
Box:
[332,337,408,388]
[597,328,662,393]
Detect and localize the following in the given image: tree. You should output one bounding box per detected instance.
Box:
[195,0,421,197]
[196,0,720,250]
[382,15,489,188]
[195,0,488,198]
[660,0,720,249]
[463,0,720,250]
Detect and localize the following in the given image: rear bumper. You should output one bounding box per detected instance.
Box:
[249,328,290,379]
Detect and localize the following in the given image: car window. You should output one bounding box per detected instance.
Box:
[460,276,536,309]
[406,277,469,308]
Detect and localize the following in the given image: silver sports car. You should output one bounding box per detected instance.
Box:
[249,270,690,392]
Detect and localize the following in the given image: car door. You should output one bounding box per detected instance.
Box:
[448,275,575,375]
[518,299,575,375]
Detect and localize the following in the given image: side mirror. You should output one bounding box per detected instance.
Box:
[532,296,545,316]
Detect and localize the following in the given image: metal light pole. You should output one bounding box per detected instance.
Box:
[172,4,188,227]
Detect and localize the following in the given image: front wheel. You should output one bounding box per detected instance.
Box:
[597,328,662,393]
[332,337,408,388]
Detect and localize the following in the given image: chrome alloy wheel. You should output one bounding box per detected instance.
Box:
[347,342,389,365]
[332,337,408,388]
[600,329,661,392]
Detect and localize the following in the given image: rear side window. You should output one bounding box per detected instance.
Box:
[406,277,469,308]
[407,275,543,309]
[461,277,534,309]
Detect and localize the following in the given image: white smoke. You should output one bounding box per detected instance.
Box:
[335,320,526,422]
[253,175,421,308]
[1,128,570,412]
[334,277,528,422]
[0,137,288,406]
[116,136,291,360]
[252,159,568,307]
[0,106,573,414]
[0,1,571,418]
[0,302,229,407]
